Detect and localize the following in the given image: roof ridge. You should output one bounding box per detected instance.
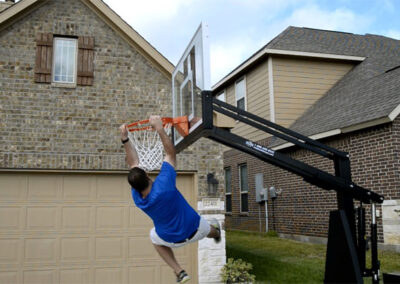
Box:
[265,26,294,48]
[301,26,355,35]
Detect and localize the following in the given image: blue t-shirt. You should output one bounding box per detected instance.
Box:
[131,162,200,243]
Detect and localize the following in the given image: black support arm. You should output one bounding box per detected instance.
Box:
[173,90,384,284]
[175,91,383,204]
[206,127,383,204]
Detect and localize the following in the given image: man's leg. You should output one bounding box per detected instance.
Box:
[207,218,221,243]
[207,225,220,238]
[153,244,183,275]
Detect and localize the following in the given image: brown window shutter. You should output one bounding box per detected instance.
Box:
[77,36,95,86]
[34,33,53,83]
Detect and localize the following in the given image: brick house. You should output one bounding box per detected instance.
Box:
[0,0,225,283]
[214,27,400,250]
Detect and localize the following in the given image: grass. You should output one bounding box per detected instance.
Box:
[226,230,400,284]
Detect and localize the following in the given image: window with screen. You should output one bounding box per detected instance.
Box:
[235,77,246,110]
[53,37,78,84]
[225,167,232,213]
[239,164,248,212]
[35,33,94,86]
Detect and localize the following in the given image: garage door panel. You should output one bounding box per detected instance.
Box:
[26,207,58,231]
[62,176,94,200]
[0,172,197,284]
[95,237,124,260]
[129,266,158,284]
[96,176,128,201]
[94,267,123,284]
[28,175,61,200]
[0,175,27,200]
[128,236,157,259]
[174,243,190,257]
[24,238,57,263]
[0,271,18,283]
[96,206,126,230]
[161,265,180,283]
[60,268,90,284]
[0,207,22,230]
[176,175,193,201]
[62,206,92,231]
[0,239,20,264]
[23,270,56,284]
[60,237,90,262]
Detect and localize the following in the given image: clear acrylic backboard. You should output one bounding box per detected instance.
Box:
[172,23,210,145]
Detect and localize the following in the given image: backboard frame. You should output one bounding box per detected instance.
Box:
[172,22,210,146]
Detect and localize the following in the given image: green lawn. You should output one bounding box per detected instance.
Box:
[226,230,400,284]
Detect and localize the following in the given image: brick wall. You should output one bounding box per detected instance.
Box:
[224,117,400,242]
[0,2,226,282]
[0,0,225,199]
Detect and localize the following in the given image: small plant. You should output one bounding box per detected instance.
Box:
[221,258,256,284]
[266,230,278,237]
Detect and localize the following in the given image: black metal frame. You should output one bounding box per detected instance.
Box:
[174,91,384,283]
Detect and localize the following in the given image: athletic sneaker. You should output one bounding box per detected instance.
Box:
[176,270,190,283]
[210,218,221,243]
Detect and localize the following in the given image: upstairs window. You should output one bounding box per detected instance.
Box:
[239,164,248,213]
[53,37,78,84]
[225,167,232,213]
[235,77,246,110]
[217,91,226,102]
[35,33,94,86]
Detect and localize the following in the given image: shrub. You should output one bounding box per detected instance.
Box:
[266,230,278,237]
[221,258,256,283]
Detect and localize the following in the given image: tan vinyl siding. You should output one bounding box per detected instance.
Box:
[273,57,354,128]
[226,84,235,106]
[228,61,270,142]
[221,56,354,148]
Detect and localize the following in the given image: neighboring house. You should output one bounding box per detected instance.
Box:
[0,0,225,283]
[214,26,400,250]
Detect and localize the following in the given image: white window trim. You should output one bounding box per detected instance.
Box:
[235,77,247,110]
[239,164,248,213]
[52,37,78,86]
[225,167,232,212]
[268,56,275,122]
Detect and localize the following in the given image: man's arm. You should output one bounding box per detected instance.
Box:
[149,115,176,168]
[119,124,139,168]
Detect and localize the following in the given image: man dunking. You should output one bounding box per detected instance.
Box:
[120,115,221,283]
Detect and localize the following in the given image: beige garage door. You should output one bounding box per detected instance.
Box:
[0,171,197,284]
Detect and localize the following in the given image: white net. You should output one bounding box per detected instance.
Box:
[128,126,171,171]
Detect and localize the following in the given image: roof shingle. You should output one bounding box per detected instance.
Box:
[268,27,400,141]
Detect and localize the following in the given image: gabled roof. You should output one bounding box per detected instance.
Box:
[213,26,400,148]
[0,0,174,78]
[267,27,400,148]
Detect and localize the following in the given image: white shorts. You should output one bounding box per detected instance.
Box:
[150,216,210,248]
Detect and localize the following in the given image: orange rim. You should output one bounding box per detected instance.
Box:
[127,116,189,137]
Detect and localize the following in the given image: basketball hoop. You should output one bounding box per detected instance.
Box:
[126,116,188,171]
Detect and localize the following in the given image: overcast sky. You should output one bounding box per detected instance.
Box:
[103,0,400,85]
